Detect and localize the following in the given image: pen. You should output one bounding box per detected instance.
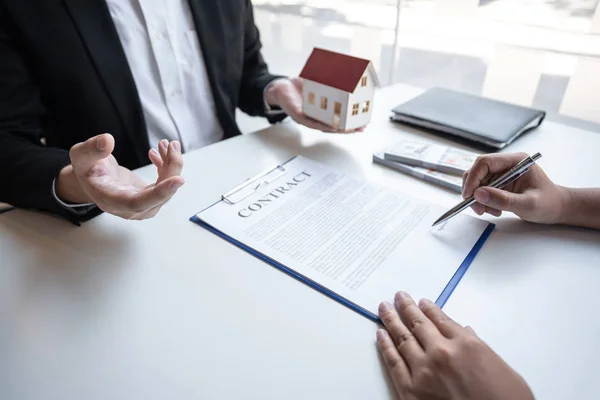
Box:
[432,152,542,227]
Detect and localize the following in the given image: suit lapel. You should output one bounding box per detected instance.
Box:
[187,0,225,91]
[63,0,148,161]
[187,0,239,138]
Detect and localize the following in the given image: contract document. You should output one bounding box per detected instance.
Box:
[192,156,493,322]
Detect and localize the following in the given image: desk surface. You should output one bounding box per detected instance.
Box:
[1,84,600,400]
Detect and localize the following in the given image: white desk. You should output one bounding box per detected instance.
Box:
[1,83,599,400]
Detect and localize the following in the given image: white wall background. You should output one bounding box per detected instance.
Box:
[237,0,600,135]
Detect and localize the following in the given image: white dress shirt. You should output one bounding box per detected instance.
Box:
[106,0,223,152]
[54,0,223,209]
[53,0,285,210]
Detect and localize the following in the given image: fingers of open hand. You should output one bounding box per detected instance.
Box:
[158,139,169,161]
[463,153,528,199]
[150,140,183,182]
[294,115,338,133]
[393,292,443,351]
[133,176,183,211]
[376,329,411,394]
[127,192,175,220]
[378,300,424,371]
[149,148,163,168]
[162,141,183,178]
[293,114,365,134]
[331,126,365,134]
[118,192,175,220]
[418,299,463,338]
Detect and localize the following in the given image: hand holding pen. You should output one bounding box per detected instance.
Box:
[434,152,572,226]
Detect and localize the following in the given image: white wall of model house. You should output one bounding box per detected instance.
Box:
[302,67,376,131]
[345,70,376,130]
[302,80,349,128]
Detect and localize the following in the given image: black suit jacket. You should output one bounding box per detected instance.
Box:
[0,0,284,222]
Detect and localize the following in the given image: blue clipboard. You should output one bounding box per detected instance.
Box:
[190,159,495,325]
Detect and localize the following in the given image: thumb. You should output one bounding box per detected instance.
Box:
[474,187,533,215]
[69,133,115,172]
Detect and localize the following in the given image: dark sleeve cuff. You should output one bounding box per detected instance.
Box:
[50,175,103,225]
[42,154,103,225]
[55,203,103,226]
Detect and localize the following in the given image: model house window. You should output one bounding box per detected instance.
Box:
[308,92,315,105]
[320,96,328,110]
[352,103,359,116]
[362,100,370,113]
[361,76,367,87]
[334,102,342,114]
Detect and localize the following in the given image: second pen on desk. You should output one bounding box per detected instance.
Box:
[432,152,542,227]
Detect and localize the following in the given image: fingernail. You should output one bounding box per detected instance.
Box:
[96,134,107,151]
[395,291,410,302]
[376,329,388,342]
[378,302,393,314]
[419,298,433,308]
[475,189,490,204]
[160,139,168,149]
[150,148,159,157]
[172,141,181,152]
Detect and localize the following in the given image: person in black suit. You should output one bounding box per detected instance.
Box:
[0,0,355,224]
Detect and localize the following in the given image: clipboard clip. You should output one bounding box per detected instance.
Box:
[221,164,287,205]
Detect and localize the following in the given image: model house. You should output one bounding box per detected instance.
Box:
[299,48,380,131]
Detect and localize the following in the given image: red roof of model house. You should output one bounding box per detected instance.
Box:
[299,48,380,93]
